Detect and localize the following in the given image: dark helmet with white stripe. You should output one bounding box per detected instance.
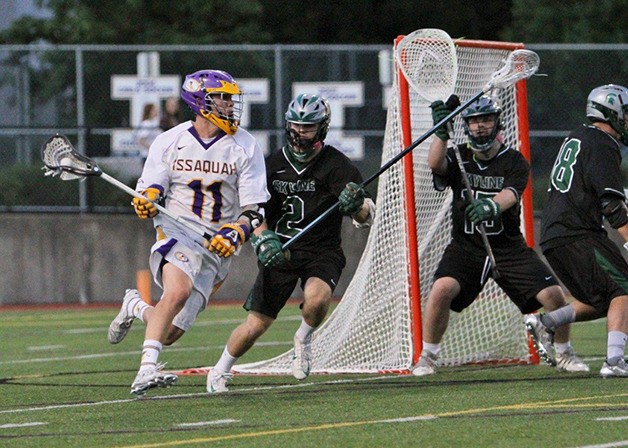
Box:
[461,95,502,152]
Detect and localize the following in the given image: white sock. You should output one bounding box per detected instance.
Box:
[214,346,239,373]
[540,305,575,330]
[422,342,441,356]
[607,331,627,365]
[295,319,316,343]
[139,339,162,372]
[133,301,151,322]
[554,341,572,355]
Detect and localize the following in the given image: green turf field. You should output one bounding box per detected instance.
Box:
[0,303,626,448]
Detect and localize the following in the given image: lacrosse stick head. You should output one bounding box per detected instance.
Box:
[394,28,457,102]
[41,134,101,180]
[486,49,540,92]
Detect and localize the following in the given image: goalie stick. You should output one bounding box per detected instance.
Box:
[41,134,213,241]
[282,29,540,252]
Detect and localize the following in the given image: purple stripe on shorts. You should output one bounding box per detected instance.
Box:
[156,238,178,257]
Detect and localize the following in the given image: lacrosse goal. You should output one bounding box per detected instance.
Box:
[232,38,537,375]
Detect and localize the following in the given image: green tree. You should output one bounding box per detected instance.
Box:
[2,1,513,45]
[1,0,271,44]
[258,0,512,44]
[500,0,627,43]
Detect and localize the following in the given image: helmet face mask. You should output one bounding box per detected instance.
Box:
[586,84,628,145]
[461,95,502,152]
[284,94,331,162]
[180,70,243,135]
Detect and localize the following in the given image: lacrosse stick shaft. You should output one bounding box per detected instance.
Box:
[99,173,212,241]
[451,147,500,279]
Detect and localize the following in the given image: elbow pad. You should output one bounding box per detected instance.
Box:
[238,208,265,231]
[601,196,628,229]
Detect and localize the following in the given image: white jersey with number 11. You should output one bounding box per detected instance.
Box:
[136,120,270,238]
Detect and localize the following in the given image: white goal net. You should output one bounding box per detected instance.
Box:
[233,38,535,375]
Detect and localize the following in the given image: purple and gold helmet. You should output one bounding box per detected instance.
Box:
[180,70,243,135]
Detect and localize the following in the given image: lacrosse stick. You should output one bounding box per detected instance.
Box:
[281,31,539,252]
[41,134,213,241]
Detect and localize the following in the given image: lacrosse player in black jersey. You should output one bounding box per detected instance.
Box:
[412,94,588,376]
[533,84,628,378]
[207,94,375,393]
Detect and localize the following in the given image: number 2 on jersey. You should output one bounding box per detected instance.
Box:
[275,196,304,238]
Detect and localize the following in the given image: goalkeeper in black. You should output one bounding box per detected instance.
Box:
[538,84,628,378]
[206,94,375,393]
[413,94,588,376]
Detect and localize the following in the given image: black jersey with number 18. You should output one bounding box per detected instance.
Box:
[263,145,364,253]
[540,124,625,250]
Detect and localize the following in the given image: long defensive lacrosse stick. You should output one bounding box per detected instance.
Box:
[41,134,213,241]
[282,29,539,252]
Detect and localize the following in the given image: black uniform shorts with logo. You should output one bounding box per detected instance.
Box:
[244,247,346,319]
[435,241,558,314]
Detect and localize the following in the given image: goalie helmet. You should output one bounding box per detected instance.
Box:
[461,95,503,152]
[586,84,628,145]
[180,69,243,135]
[285,94,331,162]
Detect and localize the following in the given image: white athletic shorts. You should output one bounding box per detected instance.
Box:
[148,224,231,331]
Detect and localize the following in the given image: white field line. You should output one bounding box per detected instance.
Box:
[0,422,47,429]
[27,345,65,351]
[64,315,301,334]
[569,442,628,448]
[175,419,240,427]
[0,375,396,415]
[595,416,628,421]
[0,341,290,366]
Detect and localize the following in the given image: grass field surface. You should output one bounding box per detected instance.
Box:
[0,303,626,448]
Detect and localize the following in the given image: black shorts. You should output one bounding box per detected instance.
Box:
[543,234,628,314]
[244,247,346,319]
[435,242,557,313]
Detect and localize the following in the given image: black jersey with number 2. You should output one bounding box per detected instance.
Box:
[540,124,625,250]
[263,145,363,253]
[434,143,530,255]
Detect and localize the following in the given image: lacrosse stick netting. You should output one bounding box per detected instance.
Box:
[486,49,540,91]
[394,28,457,103]
[42,134,100,180]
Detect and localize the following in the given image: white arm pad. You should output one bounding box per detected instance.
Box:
[352,198,376,229]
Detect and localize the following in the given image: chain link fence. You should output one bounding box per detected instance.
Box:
[1,43,626,212]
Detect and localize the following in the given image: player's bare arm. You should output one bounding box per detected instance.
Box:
[492,188,517,213]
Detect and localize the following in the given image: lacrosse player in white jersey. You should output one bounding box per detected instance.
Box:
[107,69,270,396]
